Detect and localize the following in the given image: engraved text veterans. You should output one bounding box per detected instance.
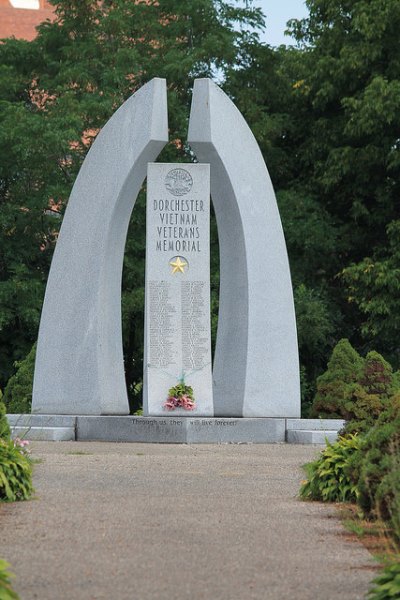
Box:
[153,198,204,253]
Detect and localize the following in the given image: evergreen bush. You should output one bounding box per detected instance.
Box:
[360,352,394,397]
[3,344,36,414]
[311,341,394,431]
[310,339,364,417]
[351,398,400,540]
[302,344,400,594]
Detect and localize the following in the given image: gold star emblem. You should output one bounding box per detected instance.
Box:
[169,256,187,274]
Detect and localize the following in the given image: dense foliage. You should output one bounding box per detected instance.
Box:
[310,339,400,431]
[303,342,400,533]
[350,400,400,537]
[301,342,400,593]
[301,411,400,592]
[287,0,400,402]
[0,438,33,502]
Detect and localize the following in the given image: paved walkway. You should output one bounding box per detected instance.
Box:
[1,442,377,600]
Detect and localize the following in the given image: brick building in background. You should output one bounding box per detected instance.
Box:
[0,0,54,41]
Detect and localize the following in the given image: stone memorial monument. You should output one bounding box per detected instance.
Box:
[143,163,213,416]
[28,76,302,443]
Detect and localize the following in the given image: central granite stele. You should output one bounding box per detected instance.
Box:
[28,77,304,443]
[143,163,213,417]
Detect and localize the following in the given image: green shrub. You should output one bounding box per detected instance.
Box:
[341,385,389,435]
[0,559,19,600]
[361,352,394,397]
[375,458,400,542]
[3,344,36,414]
[300,390,400,597]
[311,341,394,431]
[299,434,361,503]
[0,439,33,502]
[351,399,400,540]
[392,370,400,393]
[0,390,10,440]
[368,561,400,600]
[310,339,364,418]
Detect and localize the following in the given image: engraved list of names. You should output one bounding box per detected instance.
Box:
[143,163,214,416]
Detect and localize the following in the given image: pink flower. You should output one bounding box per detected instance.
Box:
[13,437,30,454]
[164,397,179,410]
[180,395,196,410]
[14,437,29,448]
[163,393,196,411]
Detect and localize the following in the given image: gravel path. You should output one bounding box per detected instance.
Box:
[1,442,377,600]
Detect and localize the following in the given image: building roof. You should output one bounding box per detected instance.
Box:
[0,0,54,41]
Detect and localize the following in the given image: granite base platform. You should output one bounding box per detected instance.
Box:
[7,415,345,444]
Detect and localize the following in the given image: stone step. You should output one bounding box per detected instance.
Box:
[286,429,340,445]
[10,426,75,442]
[286,418,345,431]
[7,414,76,427]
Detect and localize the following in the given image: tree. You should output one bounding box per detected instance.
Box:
[341,220,400,364]
[288,0,400,269]
[223,40,345,410]
[288,0,400,227]
[279,0,400,377]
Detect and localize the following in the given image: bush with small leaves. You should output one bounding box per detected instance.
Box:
[300,434,361,503]
[0,560,19,600]
[310,339,364,418]
[350,398,400,540]
[311,341,395,432]
[0,438,33,502]
[361,352,394,397]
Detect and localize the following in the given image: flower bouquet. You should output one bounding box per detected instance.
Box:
[163,381,196,411]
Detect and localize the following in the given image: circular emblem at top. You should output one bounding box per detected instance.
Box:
[165,168,193,196]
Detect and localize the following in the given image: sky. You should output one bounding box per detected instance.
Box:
[252,0,309,46]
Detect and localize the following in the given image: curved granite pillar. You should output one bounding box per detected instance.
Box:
[188,79,300,417]
[32,78,168,415]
